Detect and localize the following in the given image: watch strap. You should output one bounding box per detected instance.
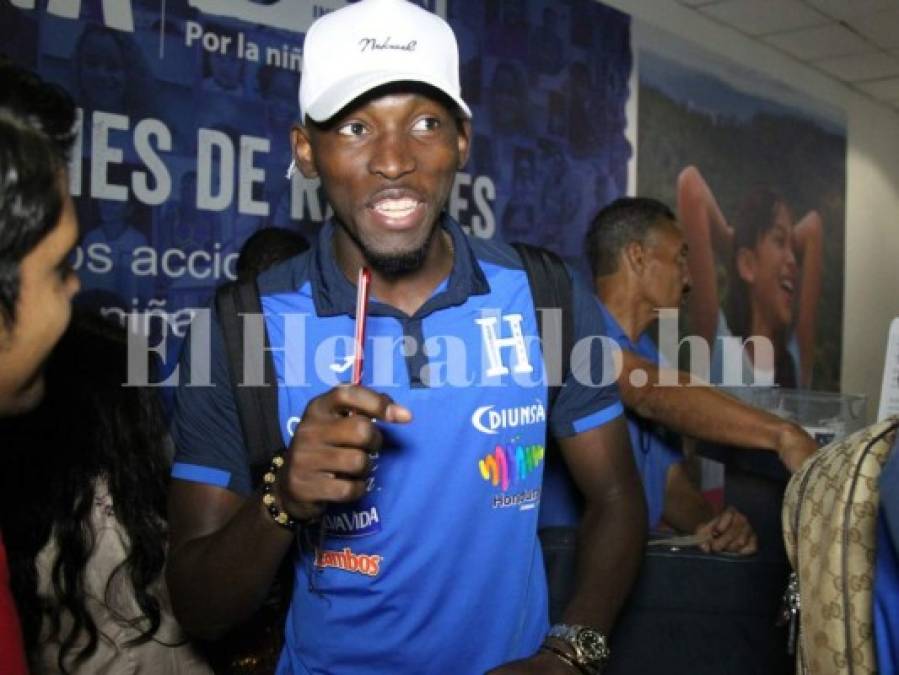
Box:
[540,645,589,674]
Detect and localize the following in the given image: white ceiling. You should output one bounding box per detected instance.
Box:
[674,0,899,112]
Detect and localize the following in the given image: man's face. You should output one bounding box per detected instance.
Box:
[294,90,470,275]
[0,190,80,415]
[640,220,690,311]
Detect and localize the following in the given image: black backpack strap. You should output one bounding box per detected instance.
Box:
[215,278,283,486]
[514,243,579,620]
[511,242,573,410]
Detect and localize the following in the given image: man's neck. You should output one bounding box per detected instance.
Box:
[596,277,654,342]
[334,226,455,317]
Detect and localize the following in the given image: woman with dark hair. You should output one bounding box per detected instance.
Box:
[0,312,210,674]
[678,165,823,387]
[0,57,80,675]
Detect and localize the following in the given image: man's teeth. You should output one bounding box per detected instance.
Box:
[374,198,419,216]
[781,280,795,292]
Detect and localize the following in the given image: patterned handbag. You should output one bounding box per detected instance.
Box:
[782,416,899,674]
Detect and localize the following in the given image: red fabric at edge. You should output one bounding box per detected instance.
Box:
[0,531,29,675]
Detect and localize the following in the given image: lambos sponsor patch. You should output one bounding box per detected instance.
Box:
[315,547,383,577]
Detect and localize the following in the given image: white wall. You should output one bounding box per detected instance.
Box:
[602,0,899,421]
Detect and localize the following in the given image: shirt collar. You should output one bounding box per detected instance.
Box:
[309,215,490,319]
[597,298,662,363]
[596,299,630,346]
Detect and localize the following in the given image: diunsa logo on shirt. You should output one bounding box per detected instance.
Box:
[470,401,546,435]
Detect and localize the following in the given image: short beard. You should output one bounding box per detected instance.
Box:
[338,221,440,278]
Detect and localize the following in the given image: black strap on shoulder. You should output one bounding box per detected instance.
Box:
[215,278,283,486]
[511,242,573,410]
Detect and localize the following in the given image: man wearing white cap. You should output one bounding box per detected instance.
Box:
[167,1,645,673]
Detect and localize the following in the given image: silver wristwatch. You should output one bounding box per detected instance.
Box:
[547,623,610,673]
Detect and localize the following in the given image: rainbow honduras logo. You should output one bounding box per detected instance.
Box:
[478,442,545,491]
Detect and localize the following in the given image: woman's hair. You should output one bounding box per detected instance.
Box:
[0,311,170,673]
[0,59,76,329]
[725,187,796,387]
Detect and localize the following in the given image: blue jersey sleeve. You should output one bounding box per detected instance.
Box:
[170,306,253,496]
[548,272,623,439]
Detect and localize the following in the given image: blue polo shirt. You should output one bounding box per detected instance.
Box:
[539,301,681,530]
[171,217,623,674]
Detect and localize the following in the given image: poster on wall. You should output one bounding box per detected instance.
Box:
[454,0,632,272]
[2,0,633,381]
[635,23,846,392]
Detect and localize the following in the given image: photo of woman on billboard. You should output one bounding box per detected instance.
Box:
[678,165,823,388]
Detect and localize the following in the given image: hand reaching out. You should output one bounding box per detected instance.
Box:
[776,422,817,473]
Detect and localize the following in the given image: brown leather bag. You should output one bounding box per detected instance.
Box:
[782,416,899,674]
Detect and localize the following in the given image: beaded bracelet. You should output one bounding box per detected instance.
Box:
[261,450,298,531]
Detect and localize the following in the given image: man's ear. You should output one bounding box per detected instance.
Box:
[291,125,318,179]
[736,247,756,283]
[456,118,472,170]
[623,240,645,275]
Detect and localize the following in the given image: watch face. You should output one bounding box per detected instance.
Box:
[576,629,608,661]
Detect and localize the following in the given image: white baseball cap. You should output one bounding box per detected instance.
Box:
[299,0,471,123]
